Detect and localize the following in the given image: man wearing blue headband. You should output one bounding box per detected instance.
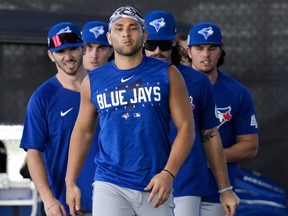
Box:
[65,6,195,216]
[81,21,114,71]
[144,10,240,216]
[187,21,258,216]
[20,22,97,215]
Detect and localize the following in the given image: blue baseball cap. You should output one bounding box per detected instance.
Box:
[81,21,110,46]
[187,22,223,46]
[144,10,177,41]
[48,22,83,52]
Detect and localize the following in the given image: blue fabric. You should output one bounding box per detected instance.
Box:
[187,22,223,46]
[20,76,97,213]
[81,21,110,46]
[235,168,288,216]
[89,56,171,191]
[202,71,259,203]
[145,10,176,40]
[170,65,218,196]
[48,22,83,52]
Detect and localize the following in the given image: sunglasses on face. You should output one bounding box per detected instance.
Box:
[144,40,173,52]
[48,33,82,49]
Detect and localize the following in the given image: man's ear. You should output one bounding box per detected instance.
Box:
[219,47,223,58]
[83,44,87,55]
[143,31,148,44]
[107,32,112,45]
[186,47,192,59]
[172,39,177,47]
[47,50,55,62]
[108,47,114,57]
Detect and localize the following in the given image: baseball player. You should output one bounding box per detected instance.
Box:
[186,21,259,216]
[65,6,195,216]
[81,20,113,71]
[20,22,97,215]
[144,10,240,216]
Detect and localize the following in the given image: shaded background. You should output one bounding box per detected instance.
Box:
[0,0,287,190]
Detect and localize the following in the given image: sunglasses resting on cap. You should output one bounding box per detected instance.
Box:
[48,32,83,49]
[144,40,173,52]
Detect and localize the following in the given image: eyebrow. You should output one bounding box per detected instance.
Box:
[113,22,140,28]
[87,44,107,48]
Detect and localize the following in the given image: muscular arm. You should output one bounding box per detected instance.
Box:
[65,75,98,215]
[27,149,66,215]
[165,64,195,178]
[145,65,195,207]
[224,134,258,163]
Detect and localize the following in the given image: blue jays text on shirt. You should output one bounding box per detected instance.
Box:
[96,82,161,111]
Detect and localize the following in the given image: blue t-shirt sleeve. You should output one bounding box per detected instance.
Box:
[235,88,258,135]
[20,94,48,152]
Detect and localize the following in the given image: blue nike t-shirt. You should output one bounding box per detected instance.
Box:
[89,56,172,191]
[170,64,219,196]
[203,71,259,202]
[20,76,98,213]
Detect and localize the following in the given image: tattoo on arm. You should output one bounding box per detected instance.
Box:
[201,128,216,143]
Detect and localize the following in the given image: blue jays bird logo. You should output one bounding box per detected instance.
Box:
[58,26,72,34]
[89,26,105,39]
[215,106,232,128]
[198,26,214,40]
[149,18,166,32]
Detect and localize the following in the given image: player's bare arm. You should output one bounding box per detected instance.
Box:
[145,64,195,208]
[224,134,258,163]
[201,127,230,189]
[166,65,195,180]
[201,127,240,215]
[65,75,98,216]
[27,149,66,216]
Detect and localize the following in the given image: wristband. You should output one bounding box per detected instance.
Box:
[218,186,233,193]
[162,168,175,179]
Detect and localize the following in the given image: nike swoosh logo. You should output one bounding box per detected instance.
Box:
[60,107,73,117]
[121,76,134,83]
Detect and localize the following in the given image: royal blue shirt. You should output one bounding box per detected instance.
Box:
[203,71,258,202]
[89,56,172,191]
[170,64,219,196]
[20,76,97,213]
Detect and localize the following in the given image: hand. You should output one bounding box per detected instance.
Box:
[66,183,83,216]
[144,170,173,208]
[44,198,66,216]
[220,190,240,216]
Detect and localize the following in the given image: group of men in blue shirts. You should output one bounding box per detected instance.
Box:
[20,5,258,216]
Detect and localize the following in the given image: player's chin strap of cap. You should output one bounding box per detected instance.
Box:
[108,6,146,31]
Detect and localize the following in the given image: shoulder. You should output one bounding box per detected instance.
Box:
[91,61,112,73]
[177,64,211,84]
[217,71,253,97]
[32,76,60,98]
[27,76,61,108]
[144,56,170,67]
[218,71,247,89]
